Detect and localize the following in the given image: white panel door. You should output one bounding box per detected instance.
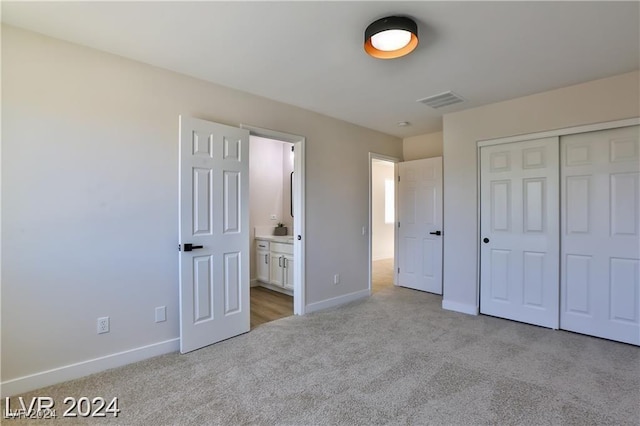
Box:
[397,157,443,294]
[561,126,640,345]
[179,116,250,353]
[480,137,559,328]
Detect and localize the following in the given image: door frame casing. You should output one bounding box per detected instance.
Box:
[475,117,640,312]
[368,152,400,294]
[241,124,306,315]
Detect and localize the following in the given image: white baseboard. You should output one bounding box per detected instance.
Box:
[256,281,293,296]
[442,299,479,315]
[305,289,370,314]
[1,338,180,397]
[250,278,259,287]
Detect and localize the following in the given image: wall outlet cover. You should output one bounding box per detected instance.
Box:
[97,317,110,334]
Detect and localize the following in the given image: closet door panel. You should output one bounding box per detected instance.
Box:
[561,125,640,345]
[480,137,559,328]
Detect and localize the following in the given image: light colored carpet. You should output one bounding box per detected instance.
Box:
[372,258,394,294]
[4,286,639,425]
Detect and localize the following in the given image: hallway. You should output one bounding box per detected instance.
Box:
[372,258,394,294]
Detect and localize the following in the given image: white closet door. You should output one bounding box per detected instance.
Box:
[480,137,559,328]
[561,126,640,345]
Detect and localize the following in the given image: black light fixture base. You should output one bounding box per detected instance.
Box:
[364,16,419,59]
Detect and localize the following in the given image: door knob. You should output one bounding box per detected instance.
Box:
[483,238,490,244]
[430,231,442,236]
[182,243,204,252]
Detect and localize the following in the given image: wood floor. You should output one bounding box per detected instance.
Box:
[372,258,395,294]
[250,286,293,329]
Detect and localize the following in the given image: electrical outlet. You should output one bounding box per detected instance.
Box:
[270,214,277,220]
[97,317,110,334]
[334,274,340,285]
[155,306,166,323]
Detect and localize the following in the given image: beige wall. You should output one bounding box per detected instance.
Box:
[372,161,395,261]
[442,70,640,313]
[403,131,443,160]
[1,25,402,384]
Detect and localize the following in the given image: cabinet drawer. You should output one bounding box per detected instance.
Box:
[271,242,293,255]
[256,240,270,250]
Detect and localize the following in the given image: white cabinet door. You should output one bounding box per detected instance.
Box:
[561,126,640,345]
[397,158,443,294]
[178,116,250,354]
[256,248,270,283]
[270,253,284,287]
[283,254,294,290]
[480,137,559,328]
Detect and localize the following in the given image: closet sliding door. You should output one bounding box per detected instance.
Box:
[560,126,640,345]
[479,137,560,328]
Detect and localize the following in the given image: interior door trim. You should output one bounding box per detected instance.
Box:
[240,124,306,316]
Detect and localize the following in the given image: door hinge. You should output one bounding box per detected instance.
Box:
[397,267,400,274]
[398,175,400,182]
[398,222,400,228]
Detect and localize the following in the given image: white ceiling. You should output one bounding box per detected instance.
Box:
[2,1,638,138]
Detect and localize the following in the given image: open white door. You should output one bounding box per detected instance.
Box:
[479,137,559,328]
[397,157,443,294]
[179,116,250,353]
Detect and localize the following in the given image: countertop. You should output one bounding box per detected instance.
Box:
[255,235,294,244]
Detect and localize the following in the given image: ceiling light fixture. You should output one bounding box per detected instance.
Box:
[364,16,419,59]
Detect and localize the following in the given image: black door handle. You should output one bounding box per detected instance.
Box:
[182,243,204,252]
[483,238,490,244]
[429,231,442,236]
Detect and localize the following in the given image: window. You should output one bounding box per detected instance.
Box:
[384,179,394,224]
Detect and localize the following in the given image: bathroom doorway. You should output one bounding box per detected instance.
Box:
[245,125,306,327]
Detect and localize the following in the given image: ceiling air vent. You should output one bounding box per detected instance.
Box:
[417,91,464,109]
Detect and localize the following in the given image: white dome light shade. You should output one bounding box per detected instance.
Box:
[364,16,419,59]
[371,29,412,51]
